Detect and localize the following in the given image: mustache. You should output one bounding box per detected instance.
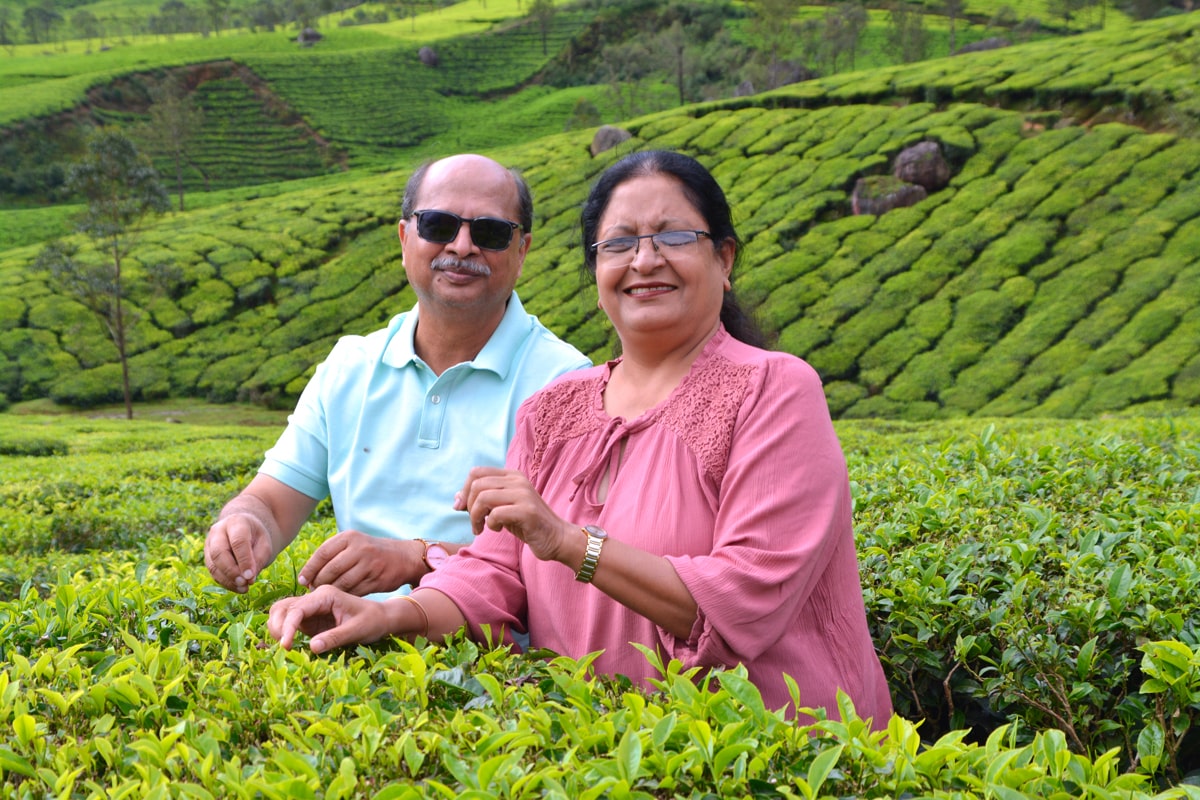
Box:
[431,256,491,277]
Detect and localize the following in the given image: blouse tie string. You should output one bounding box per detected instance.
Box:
[569,416,629,503]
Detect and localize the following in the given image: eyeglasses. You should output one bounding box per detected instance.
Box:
[591,230,712,264]
[412,209,521,251]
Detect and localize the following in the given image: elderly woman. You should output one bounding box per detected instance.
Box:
[268,150,893,725]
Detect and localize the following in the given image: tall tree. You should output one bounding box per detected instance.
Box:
[885,1,929,63]
[0,5,19,53]
[34,131,171,420]
[22,4,62,43]
[941,0,964,53]
[71,9,100,48]
[529,0,554,56]
[746,0,802,90]
[136,74,206,210]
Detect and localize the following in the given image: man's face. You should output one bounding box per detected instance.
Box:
[398,155,530,322]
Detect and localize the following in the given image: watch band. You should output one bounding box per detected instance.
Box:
[574,525,608,584]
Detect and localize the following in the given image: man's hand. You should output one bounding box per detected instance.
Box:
[205,475,319,593]
[205,513,276,593]
[268,584,394,653]
[298,531,420,596]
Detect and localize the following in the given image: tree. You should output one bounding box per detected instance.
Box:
[34,131,171,420]
[529,0,554,56]
[941,0,965,53]
[0,5,19,53]
[71,9,100,48]
[885,1,929,64]
[825,1,867,72]
[135,74,207,211]
[746,0,802,89]
[22,3,62,44]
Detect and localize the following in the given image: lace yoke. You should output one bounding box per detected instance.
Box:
[528,353,758,486]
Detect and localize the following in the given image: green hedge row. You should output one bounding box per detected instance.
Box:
[2,412,1199,794]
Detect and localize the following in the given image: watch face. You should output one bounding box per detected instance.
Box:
[426,543,450,570]
[583,524,608,539]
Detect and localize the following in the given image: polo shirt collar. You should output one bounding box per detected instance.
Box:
[382,291,530,378]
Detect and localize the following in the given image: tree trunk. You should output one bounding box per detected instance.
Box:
[112,243,133,419]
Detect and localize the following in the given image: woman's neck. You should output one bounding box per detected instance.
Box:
[604,322,721,419]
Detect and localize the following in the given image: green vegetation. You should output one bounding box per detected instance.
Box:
[1,410,1198,794]
[5,11,1199,419]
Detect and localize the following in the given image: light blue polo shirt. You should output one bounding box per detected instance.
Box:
[259,292,591,548]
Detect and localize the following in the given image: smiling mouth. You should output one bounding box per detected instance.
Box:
[626,285,675,296]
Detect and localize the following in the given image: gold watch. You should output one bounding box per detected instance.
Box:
[574,525,608,584]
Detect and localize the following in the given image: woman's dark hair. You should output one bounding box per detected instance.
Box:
[580,150,765,348]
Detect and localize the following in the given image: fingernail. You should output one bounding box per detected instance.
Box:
[297,575,308,586]
[453,492,463,507]
[311,637,325,653]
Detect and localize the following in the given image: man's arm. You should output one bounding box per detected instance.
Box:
[205,473,321,593]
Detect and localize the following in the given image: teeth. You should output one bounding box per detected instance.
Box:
[627,286,672,295]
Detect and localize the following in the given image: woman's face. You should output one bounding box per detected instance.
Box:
[593,173,734,353]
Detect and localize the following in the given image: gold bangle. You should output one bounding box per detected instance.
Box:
[400,594,429,639]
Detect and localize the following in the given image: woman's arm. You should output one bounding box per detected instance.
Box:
[456,467,699,638]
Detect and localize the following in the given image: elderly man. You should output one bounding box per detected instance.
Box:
[205,154,590,597]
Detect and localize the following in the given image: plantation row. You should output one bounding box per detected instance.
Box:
[4,110,1198,416]
[1,412,1198,793]
[240,8,600,164]
[754,13,1200,128]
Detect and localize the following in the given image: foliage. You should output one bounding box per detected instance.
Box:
[1,412,1199,794]
[32,130,172,420]
[1,14,1199,418]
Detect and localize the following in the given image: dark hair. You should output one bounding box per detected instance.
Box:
[402,158,534,233]
[580,150,765,348]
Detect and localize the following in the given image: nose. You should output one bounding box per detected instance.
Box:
[446,219,479,254]
[629,235,664,270]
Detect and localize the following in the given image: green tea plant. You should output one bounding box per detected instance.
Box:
[2,412,1200,795]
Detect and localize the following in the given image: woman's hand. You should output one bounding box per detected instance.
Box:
[454,467,575,564]
[268,584,395,653]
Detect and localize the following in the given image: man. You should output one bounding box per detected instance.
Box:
[205,154,590,597]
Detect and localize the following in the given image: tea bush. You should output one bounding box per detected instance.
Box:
[2,412,1200,796]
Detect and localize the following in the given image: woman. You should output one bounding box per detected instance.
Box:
[268,150,893,725]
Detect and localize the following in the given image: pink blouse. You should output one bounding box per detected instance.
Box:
[421,327,893,725]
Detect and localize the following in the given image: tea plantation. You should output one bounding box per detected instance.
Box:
[1,410,1198,797]
[1,12,1198,419]
[3,0,1200,795]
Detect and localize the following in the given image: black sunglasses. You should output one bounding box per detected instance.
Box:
[412,209,520,251]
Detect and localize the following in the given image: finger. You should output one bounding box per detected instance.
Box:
[268,599,301,649]
[224,517,262,586]
[298,534,349,588]
[205,525,246,592]
[308,549,369,593]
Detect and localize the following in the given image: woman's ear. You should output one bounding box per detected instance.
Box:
[718,238,735,290]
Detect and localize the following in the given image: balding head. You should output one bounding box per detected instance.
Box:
[401,154,533,233]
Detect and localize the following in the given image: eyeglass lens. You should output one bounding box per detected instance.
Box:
[594,230,708,258]
[415,210,517,251]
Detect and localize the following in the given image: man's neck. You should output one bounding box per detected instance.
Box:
[413,306,507,376]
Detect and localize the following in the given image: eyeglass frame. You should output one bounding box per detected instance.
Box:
[410,209,522,251]
[589,230,713,262]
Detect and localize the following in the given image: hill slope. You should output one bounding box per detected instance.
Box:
[1,13,1198,419]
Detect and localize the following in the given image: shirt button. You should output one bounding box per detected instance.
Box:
[430,395,441,404]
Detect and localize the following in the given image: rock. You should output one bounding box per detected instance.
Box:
[852,176,927,216]
[893,141,951,191]
[419,46,438,67]
[955,37,1010,54]
[591,125,632,156]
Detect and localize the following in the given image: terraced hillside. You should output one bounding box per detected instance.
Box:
[1,13,1198,420]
